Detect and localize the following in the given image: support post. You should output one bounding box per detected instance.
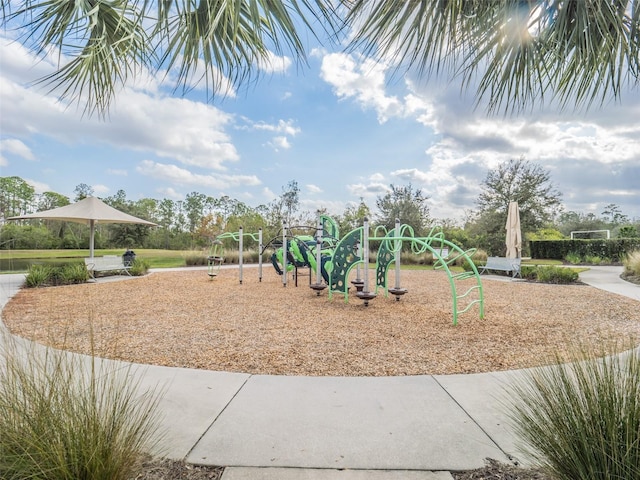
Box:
[239,226,243,284]
[282,221,288,287]
[258,228,263,282]
[309,212,328,295]
[356,217,376,306]
[388,218,408,300]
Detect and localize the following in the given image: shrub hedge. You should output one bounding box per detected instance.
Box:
[530,239,640,261]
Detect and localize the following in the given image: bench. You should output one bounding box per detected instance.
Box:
[433,248,449,258]
[84,255,132,279]
[480,256,521,278]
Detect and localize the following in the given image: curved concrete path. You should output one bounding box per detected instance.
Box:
[1,266,638,480]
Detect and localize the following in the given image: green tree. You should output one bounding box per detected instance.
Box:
[104,189,130,211]
[264,180,301,229]
[477,157,562,231]
[184,192,206,233]
[38,191,70,211]
[0,176,35,217]
[601,203,629,224]
[618,225,639,238]
[5,1,638,115]
[73,183,94,201]
[556,211,610,237]
[133,198,159,224]
[470,157,562,255]
[375,184,431,234]
[37,191,71,243]
[338,198,371,234]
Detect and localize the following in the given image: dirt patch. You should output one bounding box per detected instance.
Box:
[3,268,639,376]
[131,458,223,479]
[451,458,553,480]
[130,457,552,480]
[622,272,640,285]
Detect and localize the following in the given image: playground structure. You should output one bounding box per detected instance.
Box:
[208,227,264,283]
[210,214,484,325]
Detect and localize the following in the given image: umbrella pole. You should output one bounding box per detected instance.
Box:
[90,219,95,259]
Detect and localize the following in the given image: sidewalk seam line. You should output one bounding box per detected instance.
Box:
[183,373,253,461]
[431,375,514,465]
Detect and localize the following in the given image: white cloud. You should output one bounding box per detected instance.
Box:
[256,51,292,74]
[347,181,391,198]
[0,138,35,160]
[391,168,431,183]
[262,187,276,202]
[25,178,50,194]
[251,119,301,136]
[267,136,291,151]
[137,160,261,189]
[319,53,431,124]
[306,184,323,194]
[0,36,240,172]
[300,198,344,215]
[157,187,183,200]
[93,184,110,195]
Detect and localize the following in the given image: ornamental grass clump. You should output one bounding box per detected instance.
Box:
[0,335,164,480]
[129,257,151,276]
[624,250,640,276]
[507,343,640,480]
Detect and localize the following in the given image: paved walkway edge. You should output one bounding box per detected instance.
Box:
[2,266,638,479]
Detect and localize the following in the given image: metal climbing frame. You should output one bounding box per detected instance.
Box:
[207,240,224,278]
[215,227,263,284]
[372,223,484,325]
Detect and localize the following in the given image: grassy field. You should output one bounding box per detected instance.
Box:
[0,249,207,272]
[1,248,563,274]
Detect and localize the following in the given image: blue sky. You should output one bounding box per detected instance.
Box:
[1,26,639,223]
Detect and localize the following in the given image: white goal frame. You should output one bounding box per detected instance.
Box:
[570,230,610,239]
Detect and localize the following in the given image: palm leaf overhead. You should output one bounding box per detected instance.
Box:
[2,0,638,115]
[343,0,640,114]
[6,0,150,115]
[2,0,338,115]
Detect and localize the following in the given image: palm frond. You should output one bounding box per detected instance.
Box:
[344,0,640,114]
[2,0,340,115]
[6,0,151,117]
[156,0,339,99]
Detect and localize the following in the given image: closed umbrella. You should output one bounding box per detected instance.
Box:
[7,196,156,258]
[505,201,522,258]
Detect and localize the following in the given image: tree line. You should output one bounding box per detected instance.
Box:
[1,159,638,255]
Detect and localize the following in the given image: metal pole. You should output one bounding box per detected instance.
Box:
[363,217,369,291]
[282,221,288,287]
[238,226,243,284]
[316,215,323,285]
[89,219,95,259]
[258,228,263,282]
[394,218,401,289]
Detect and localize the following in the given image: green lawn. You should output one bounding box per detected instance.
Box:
[0,249,566,274]
[0,249,207,272]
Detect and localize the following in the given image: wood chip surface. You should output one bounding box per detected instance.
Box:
[3,268,639,376]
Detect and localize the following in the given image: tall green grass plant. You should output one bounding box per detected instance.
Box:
[507,343,640,480]
[0,335,164,480]
[624,250,640,276]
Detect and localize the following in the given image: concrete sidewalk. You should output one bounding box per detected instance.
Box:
[1,266,638,479]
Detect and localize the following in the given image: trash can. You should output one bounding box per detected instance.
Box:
[122,249,136,266]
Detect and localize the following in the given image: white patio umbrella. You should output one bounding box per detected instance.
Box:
[505,201,522,258]
[7,196,157,258]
